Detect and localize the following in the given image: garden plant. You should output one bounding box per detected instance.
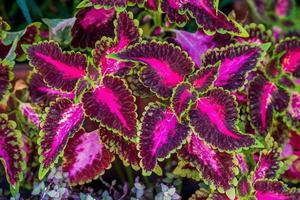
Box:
[0,0,300,199]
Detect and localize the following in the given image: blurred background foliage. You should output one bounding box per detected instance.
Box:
[0,0,78,30]
[0,0,236,31]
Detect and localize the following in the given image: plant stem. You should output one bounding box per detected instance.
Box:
[113,159,125,182]
[153,11,162,27]
[125,166,134,188]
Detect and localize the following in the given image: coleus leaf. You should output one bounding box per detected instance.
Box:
[248,74,290,136]
[283,155,300,183]
[115,41,194,98]
[90,0,143,10]
[270,118,290,146]
[236,23,274,44]
[272,0,294,18]
[252,149,283,183]
[0,17,10,40]
[172,30,207,67]
[237,176,252,198]
[93,11,141,76]
[173,160,201,181]
[2,38,18,67]
[275,37,300,79]
[209,192,233,200]
[254,180,300,199]
[38,99,84,179]
[71,7,115,49]
[0,62,12,102]
[28,74,75,103]
[189,89,255,151]
[172,29,231,67]
[277,74,297,90]
[280,132,296,158]
[28,41,87,92]
[21,135,30,165]
[139,102,190,172]
[42,18,75,45]
[1,23,41,61]
[63,128,114,185]
[145,0,159,10]
[189,188,210,200]
[94,37,135,77]
[0,38,18,102]
[74,79,89,100]
[86,64,101,82]
[82,76,137,138]
[2,28,26,47]
[284,93,300,132]
[272,27,282,43]
[288,130,300,148]
[160,0,188,25]
[161,0,248,37]
[188,65,218,93]
[151,26,163,37]
[126,65,153,98]
[15,23,41,61]
[19,103,41,128]
[238,104,258,136]
[236,153,249,175]
[91,0,120,7]
[171,82,197,121]
[202,42,270,91]
[0,41,10,60]
[265,58,281,80]
[179,134,237,190]
[113,11,141,47]
[0,114,26,195]
[98,126,140,169]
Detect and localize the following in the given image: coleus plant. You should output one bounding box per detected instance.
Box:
[0,0,300,199]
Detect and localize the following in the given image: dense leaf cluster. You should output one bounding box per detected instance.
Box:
[0,0,299,199]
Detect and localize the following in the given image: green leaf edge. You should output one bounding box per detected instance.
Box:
[37,99,84,180]
[26,40,88,93]
[137,101,191,175]
[0,114,26,196]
